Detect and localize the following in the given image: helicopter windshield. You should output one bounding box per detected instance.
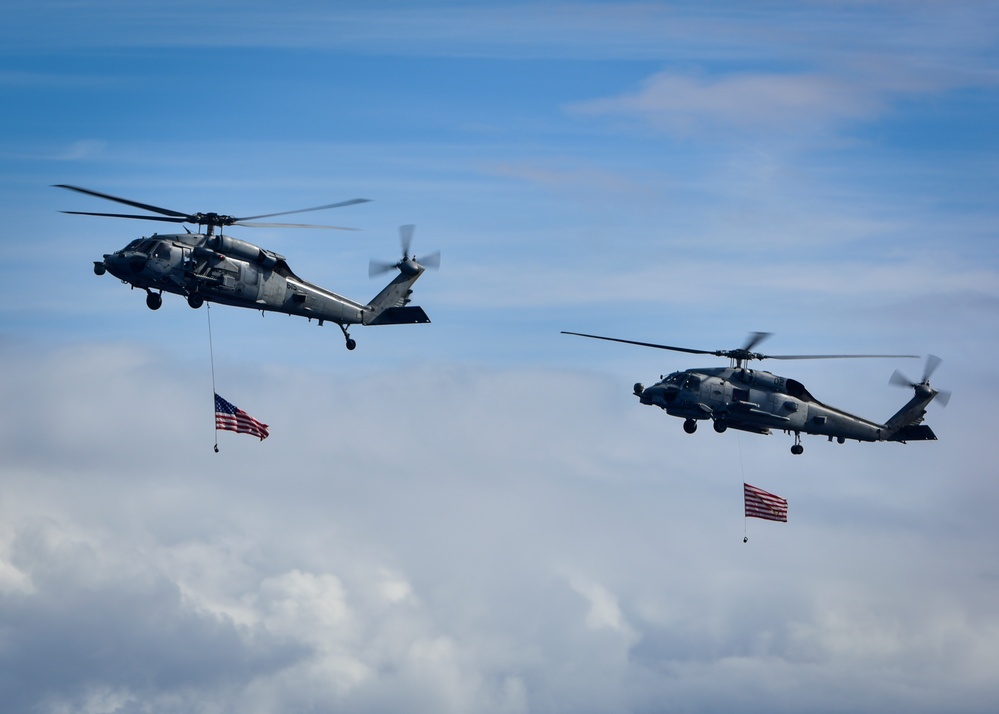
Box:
[662,372,698,389]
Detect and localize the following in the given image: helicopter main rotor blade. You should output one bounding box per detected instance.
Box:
[742,331,772,352]
[60,210,188,223]
[54,184,189,218]
[235,221,361,230]
[560,332,717,356]
[235,198,371,222]
[766,353,919,361]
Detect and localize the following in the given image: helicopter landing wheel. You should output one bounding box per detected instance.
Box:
[145,291,162,310]
[683,418,698,434]
[337,323,356,350]
[790,432,803,455]
[713,419,728,433]
[187,293,204,309]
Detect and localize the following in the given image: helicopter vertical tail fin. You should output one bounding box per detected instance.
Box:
[883,357,947,442]
[883,393,937,442]
[363,225,437,325]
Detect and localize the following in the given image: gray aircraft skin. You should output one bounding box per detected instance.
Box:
[563,331,947,455]
[60,185,436,350]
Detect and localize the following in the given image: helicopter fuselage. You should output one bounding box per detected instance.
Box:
[96,232,428,349]
[635,365,935,449]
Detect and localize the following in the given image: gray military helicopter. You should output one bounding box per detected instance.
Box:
[57,184,439,349]
[562,331,948,455]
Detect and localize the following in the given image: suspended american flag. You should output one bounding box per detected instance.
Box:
[744,483,787,522]
[214,393,269,441]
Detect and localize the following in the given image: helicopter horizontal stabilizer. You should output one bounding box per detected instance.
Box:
[887,424,937,442]
[368,306,431,325]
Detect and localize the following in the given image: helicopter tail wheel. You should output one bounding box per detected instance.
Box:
[145,291,162,310]
[336,323,356,350]
[683,418,698,434]
[790,432,803,455]
[713,419,728,433]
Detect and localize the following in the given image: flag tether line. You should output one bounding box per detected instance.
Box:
[207,302,219,453]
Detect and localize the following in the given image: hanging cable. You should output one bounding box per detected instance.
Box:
[739,432,748,543]
[207,302,219,453]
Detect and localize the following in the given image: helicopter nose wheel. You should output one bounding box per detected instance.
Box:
[683,418,698,434]
[145,290,162,311]
[790,432,803,455]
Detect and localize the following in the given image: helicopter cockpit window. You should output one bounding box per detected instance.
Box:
[123,239,143,252]
[685,376,701,389]
[153,243,173,260]
[665,373,685,386]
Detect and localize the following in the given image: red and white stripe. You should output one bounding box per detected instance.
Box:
[744,483,788,522]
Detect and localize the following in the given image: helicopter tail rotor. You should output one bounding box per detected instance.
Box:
[369,225,441,277]
[889,355,950,407]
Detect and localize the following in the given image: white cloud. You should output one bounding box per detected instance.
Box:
[571,71,884,137]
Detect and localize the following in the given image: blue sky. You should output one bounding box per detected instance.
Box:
[2,2,999,713]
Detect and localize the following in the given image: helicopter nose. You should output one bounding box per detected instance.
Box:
[638,384,678,407]
[639,385,663,406]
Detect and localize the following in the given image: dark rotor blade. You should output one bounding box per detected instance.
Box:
[235,198,370,222]
[767,353,919,361]
[60,210,188,223]
[235,221,360,230]
[369,259,399,278]
[417,251,441,269]
[742,331,772,352]
[400,224,415,257]
[923,354,942,382]
[561,332,717,355]
[889,369,915,387]
[54,184,188,218]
